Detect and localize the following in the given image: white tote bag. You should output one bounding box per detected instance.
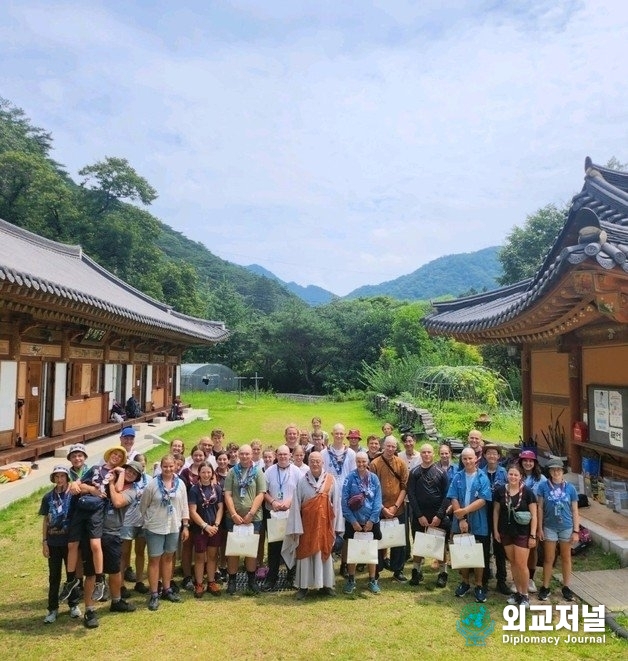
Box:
[347,536,379,564]
[412,531,446,561]
[266,512,288,543]
[226,531,260,558]
[378,518,406,550]
[449,535,484,569]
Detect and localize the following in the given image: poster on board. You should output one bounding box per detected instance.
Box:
[594,389,609,432]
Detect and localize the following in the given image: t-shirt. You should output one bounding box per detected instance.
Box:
[224,464,267,522]
[538,479,578,531]
[39,488,73,547]
[494,484,537,537]
[189,483,223,529]
[103,488,135,535]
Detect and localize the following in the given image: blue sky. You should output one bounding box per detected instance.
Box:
[2,1,628,295]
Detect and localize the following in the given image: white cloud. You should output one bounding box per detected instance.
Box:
[2,1,628,294]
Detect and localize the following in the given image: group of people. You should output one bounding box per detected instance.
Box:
[40,420,581,627]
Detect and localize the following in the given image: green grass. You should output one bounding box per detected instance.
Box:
[2,392,626,659]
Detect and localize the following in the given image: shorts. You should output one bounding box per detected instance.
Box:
[193,529,223,553]
[81,533,122,576]
[500,533,530,549]
[343,520,382,541]
[543,527,572,543]
[144,530,180,557]
[68,506,104,542]
[224,519,262,534]
[120,525,145,541]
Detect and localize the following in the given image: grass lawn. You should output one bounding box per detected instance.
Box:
[1,393,625,660]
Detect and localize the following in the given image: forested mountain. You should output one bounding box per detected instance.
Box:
[346,246,502,300]
[246,264,336,306]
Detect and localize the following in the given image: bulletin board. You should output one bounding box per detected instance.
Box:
[587,385,628,454]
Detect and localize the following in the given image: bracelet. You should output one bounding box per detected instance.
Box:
[202,524,208,531]
[182,523,190,528]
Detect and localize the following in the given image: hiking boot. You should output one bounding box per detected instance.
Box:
[455,582,471,597]
[393,571,408,583]
[207,581,222,596]
[134,581,149,594]
[148,594,160,611]
[318,587,335,596]
[59,578,80,603]
[227,577,237,595]
[83,609,99,629]
[247,577,261,595]
[368,578,381,594]
[110,599,136,613]
[120,586,132,599]
[69,605,82,618]
[296,588,309,600]
[562,586,575,601]
[194,583,205,599]
[436,572,449,588]
[162,588,181,602]
[91,580,106,603]
[409,568,423,586]
[538,586,551,601]
[474,586,487,603]
[507,593,521,605]
[181,576,194,592]
[123,566,136,583]
[343,577,356,594]
[496,581,510,595]
[43,610,57,624]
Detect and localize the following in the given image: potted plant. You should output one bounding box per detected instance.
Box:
[540,408,567,460]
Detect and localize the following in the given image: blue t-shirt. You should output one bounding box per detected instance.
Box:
[446,470,492,536]
[538,479,577,531]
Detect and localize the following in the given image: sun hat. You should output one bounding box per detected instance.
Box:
[104,446,128,464]
[347,429,362,440]
[519,450,537,460]
[50,465,70,482]
[122,460,143,481]
[66,443,88,460]
[547,458,565,470]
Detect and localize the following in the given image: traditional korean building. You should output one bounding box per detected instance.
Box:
[425,158,628,480]
[0,219,228,463]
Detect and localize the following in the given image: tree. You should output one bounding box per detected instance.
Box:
[498,203,568,285]
[79,157,157,214]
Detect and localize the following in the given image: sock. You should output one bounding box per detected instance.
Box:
[95,574,104,583]
[228,573,237,580]
[247,570,255,580]
[66,571,76,582]
[111,598,120,603]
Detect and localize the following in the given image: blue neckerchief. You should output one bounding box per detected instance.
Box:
[157,474,180,513]
[233,463,258,490]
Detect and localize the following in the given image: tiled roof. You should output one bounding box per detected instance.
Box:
[0,219,228,344]
[425,158,628,339]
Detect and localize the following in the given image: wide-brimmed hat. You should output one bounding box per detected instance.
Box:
[347,429,362,440]
[66,443,88,460]
[483,443,502,455]
[519,450,537,461]
[547,458,565,470]
[123,460,143,481]
[104,446,128,464]
[50,465,70,482]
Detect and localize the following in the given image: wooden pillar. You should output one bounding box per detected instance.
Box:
[567,346,582,472]
[521,346,532,443]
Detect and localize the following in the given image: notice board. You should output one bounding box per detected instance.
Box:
[587,385,628,454]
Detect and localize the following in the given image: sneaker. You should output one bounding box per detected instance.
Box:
[227,577,237,595]
[170,580,180,594]
[368,578,381,594]
[59,578,80,603]
[207,581,221,596]
[162,588,181,602]
[123,566,136,583]
[247,578,260,595]
[120,586,132,599]
[538,586,551,601]
[261,578,277,592]
[393,571,408,583]
[436,572,449,588]
[110,599,136,613]
[181,576,194,592]
[528,579,537,594]
[343,578,356,595]
[409,568,423,586]
[148,594,160,611]
[83,609,99,629]
[455,582,471,598]
[318,587,335,596]
[562,586,575,601]
[507,593,521,605]
[98,584,109,602]
[296,588,309,601]
[91,580,106,603]
[496,581,510,595]
[69,605,82,618]
[43,610,57,624]
[474,586,487,603]
[520,594,530,608]
[134,581,149,594]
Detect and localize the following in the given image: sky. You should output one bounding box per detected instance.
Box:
[2,1,628,296]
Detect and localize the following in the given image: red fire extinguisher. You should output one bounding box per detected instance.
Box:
[573,421,588,443]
